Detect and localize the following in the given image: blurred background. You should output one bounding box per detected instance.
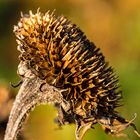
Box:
[0,0,140,140]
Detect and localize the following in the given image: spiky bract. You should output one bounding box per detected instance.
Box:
[14,10,139,139]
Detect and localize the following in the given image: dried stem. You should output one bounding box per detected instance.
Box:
[4,67,66,140]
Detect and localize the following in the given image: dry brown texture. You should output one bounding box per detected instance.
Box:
[4,10,140,140]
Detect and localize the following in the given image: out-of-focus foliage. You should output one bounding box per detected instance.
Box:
[0,0,140,140]
[0,85,16,140]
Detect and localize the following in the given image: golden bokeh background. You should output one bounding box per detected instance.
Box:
[0,0,140,140]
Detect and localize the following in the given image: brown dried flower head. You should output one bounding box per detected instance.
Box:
[12,9,140,139]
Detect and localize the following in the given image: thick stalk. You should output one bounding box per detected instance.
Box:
[4,76,63,140]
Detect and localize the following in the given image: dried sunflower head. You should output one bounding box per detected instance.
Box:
[6,10,140,140]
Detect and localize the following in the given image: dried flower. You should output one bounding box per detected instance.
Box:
[5,10,140,140]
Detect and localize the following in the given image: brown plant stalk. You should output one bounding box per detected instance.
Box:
[4,61,70,140]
